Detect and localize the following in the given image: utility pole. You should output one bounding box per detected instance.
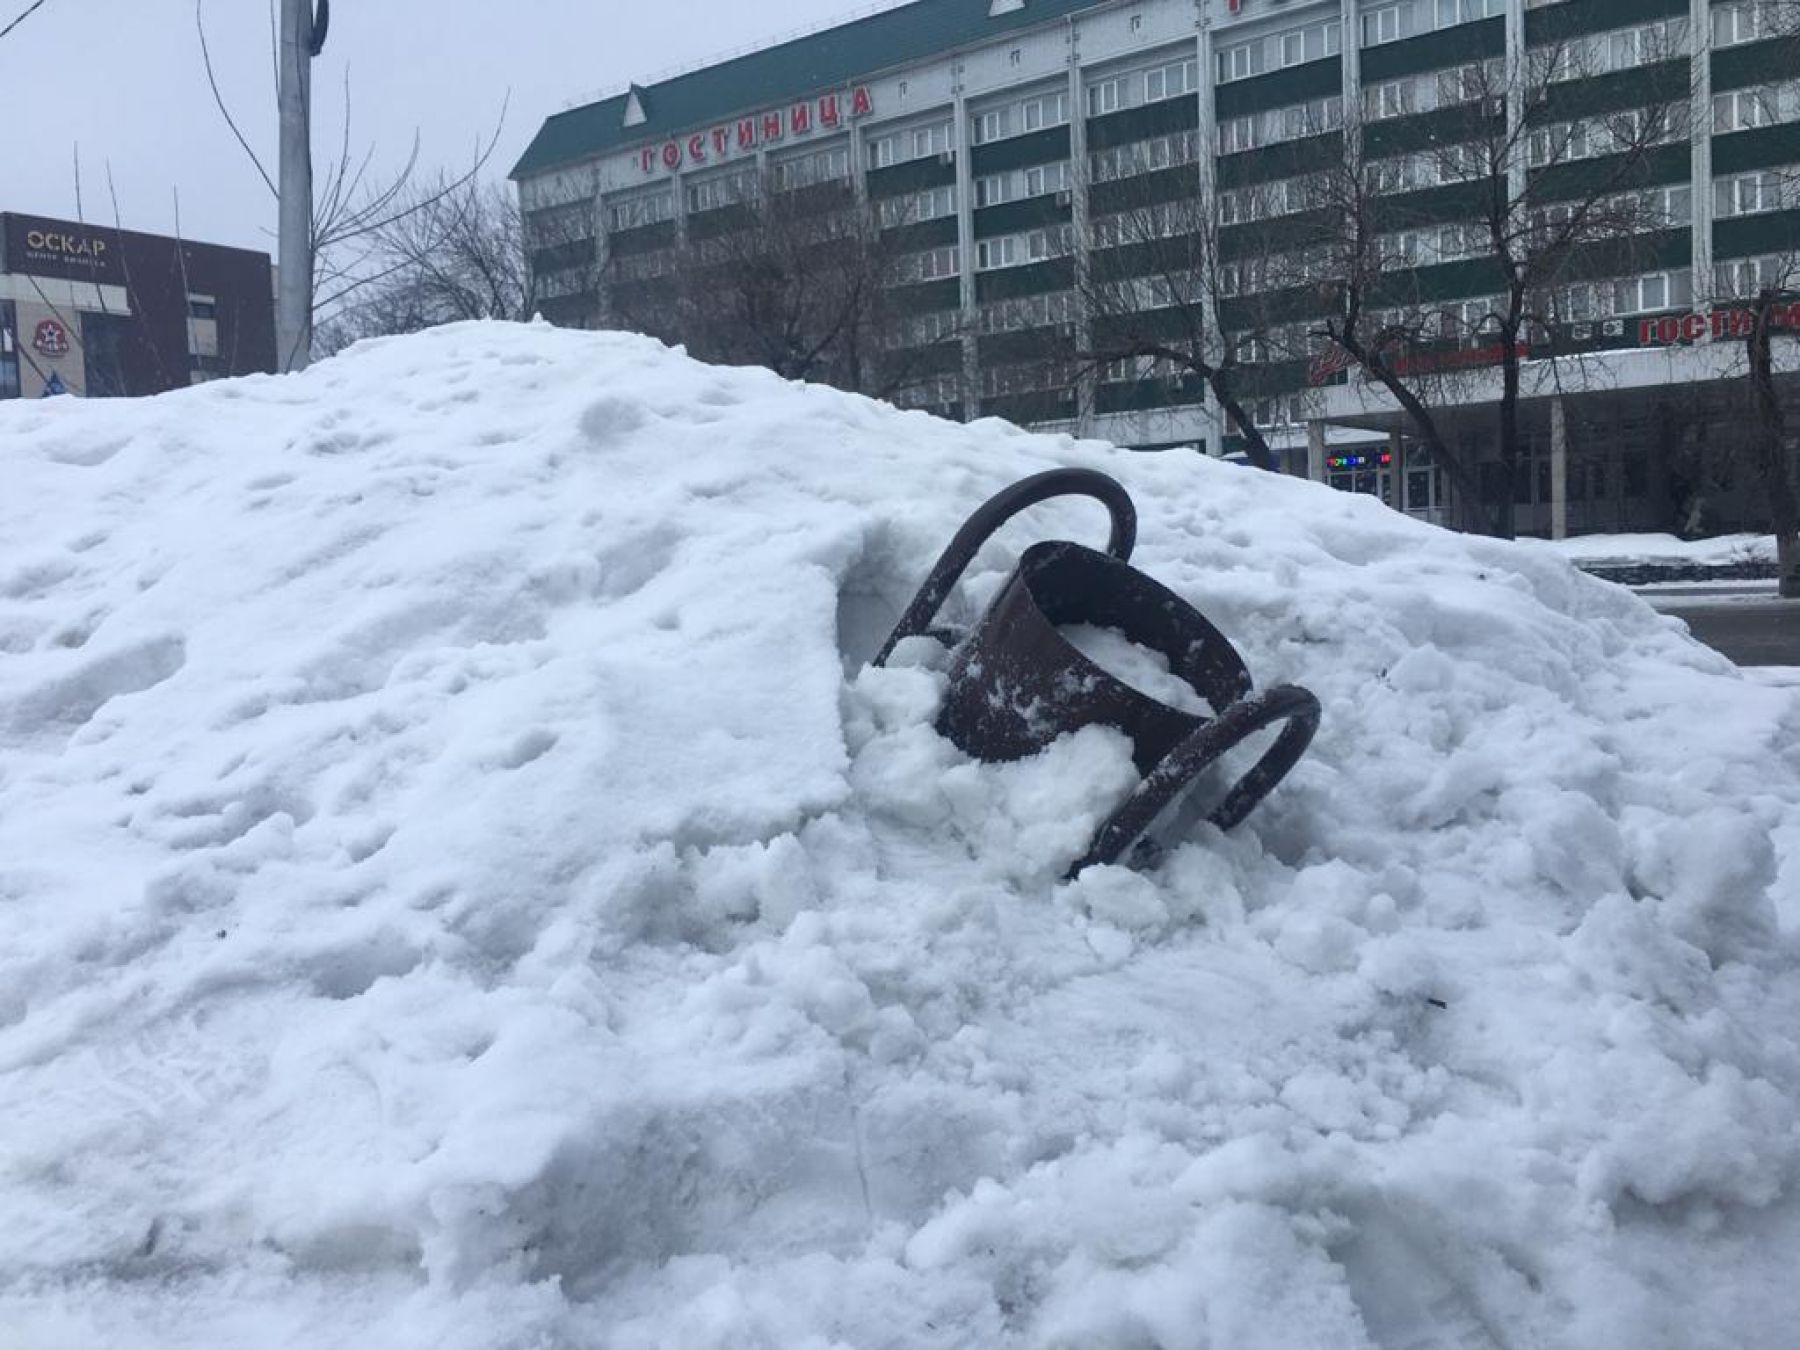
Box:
[277,0,325,371]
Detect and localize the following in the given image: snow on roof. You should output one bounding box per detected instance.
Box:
[2,320,1798,1346]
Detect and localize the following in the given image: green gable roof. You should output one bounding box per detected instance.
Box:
[511,0,1112,180]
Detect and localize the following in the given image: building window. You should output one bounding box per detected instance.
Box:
[1714,167,1797,217]
[972,107,1012,144]
[1216,96,1343,157]
[770,146,849,192]
[607,191,674,232]
[1713,0,1779,48]
[1362,5,1404,47]
[1217,17,1341,83]
[1143,56,1198,102]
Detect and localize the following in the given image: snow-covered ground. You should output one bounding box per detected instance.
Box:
[1527,531,1775,569]
[3,322,1798,1350]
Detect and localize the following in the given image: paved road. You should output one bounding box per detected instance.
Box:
[1637,584,1800,666]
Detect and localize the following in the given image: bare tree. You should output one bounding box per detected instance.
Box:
[197,0,503,370]
[608,172,957,403]
[1079,144,1305,472]
[313,178,559,354]
[1312,28,1697,536]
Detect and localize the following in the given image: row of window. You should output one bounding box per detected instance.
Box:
[1218,172,1330,225]
[975,159,1072,207]
[980,356,1077,399]
[1090,198,1190,247]
[1217,95,1344,156]
[895,243,961,282]
[1716,252,1798,296]
[1380,219,1489,268]
[1216,17,1342,85]
[977,289,1078,335]
[1533,18,1689,85]
[878,183,958,228]
[880,308,962,350]
[608,191,676,232]
[685,168,757,215]
[1714,166,1800,218]
[971,89,1071,145]
[771,145,851,192]
[1361,0,1504,50]
[1713,0,1787,49]
[975,224,1073,271]
[1714,81,1800,136]
[1528,184,1691,238]
[1086,54,1200,117]
[1089,129,1201,183]
[1557,268,1694,320]
[1524,106,1688,169]
[870,120,954,169]
[1363,61,1500,123]
[892,373,963,410]
[1365,141,1489,195]
[1099,353,1180,384]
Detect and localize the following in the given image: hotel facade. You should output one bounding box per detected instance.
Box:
[512,0,1800,538]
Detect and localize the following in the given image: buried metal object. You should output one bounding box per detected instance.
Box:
[872,467,1320,877]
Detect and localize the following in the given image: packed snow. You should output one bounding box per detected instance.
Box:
[2,321,1799,1350]
[1529,532,1776,569]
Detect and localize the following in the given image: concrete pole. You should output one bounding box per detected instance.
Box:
[277,0,314,372]
[1306,420,1326,482]
[1550,396,1569,540]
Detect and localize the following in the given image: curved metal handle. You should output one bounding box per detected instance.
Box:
[872,467,1136,667]
[1067,684,1321,878]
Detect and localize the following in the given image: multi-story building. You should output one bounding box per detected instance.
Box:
[512,0,1800,538]
[1,212,275,400]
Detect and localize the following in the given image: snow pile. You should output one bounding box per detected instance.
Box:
[3,322,1799,1350]
[1529,531,1776,569]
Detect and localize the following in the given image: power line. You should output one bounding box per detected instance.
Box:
[0,0,54,43]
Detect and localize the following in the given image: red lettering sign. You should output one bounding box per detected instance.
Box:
[1680,313,1706,341]
[634,87,875,175]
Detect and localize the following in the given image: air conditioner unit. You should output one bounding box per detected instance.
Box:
[938,150,956,165]
[1056,189,1073,206]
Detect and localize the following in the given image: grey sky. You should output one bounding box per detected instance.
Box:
[0,0,874,255]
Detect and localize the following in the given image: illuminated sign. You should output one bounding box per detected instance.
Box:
[638,86,874,174]
[32,318,70,358]
[1326,450,1392,471]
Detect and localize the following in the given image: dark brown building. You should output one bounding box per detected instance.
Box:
[1,212,275,399]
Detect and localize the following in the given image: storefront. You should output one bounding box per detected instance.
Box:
[0,213,275,398]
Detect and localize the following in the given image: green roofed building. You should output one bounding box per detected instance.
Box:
[515,0,1800,540]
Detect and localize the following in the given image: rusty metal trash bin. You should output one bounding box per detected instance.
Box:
[872,467,1319,876]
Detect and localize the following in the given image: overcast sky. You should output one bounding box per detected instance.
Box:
[0,0,873,254]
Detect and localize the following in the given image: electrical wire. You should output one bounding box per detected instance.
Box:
[0,0,54,43]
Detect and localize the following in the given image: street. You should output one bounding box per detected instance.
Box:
[1638,583,1800,667]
